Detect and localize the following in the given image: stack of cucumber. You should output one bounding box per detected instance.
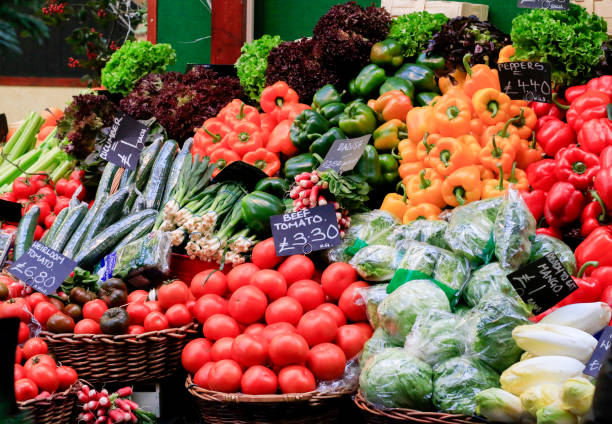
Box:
[13,137,194,271]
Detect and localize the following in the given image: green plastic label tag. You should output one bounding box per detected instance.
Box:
[344,238,368,256]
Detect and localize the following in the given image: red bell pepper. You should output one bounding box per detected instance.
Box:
[226,122,264,157]
[575,226,612,276]
[521,189,546,222]
[581,191,608,237]
[193,118,232,155]
[593,266,612,291]
[536,226,562,239]
[578,116,612,155]
[219,100,261,128]
[529,100,566,120]
[565,85,588,104]
[260,81,299,115]
[594,167,612,212]
[586,75,612,97]
[558,261,603,306]
[266,119,298,156]
[527,159,558,191]
[554,146,600,191]
[601,146,612,169]
[242,148,281,177]
[210,148,240,177]
[544,182,585,228]
[566,90,611,133]
[601,285,612,309]
[535,117,576,157]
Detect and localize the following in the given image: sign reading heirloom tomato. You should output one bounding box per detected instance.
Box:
[270,204,341,256]
[498,61,552,103]
[8,242,76,295]
[517,0,569,10]
[100,111,148,170]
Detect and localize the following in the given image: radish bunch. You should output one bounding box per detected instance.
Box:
[76,385,156,424]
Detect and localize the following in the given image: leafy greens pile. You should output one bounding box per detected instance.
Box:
[511,3,608,87]
[387,11,448,58]
[235,35,283,102]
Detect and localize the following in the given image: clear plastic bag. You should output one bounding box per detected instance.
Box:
[530,234,577,276]
[359,284,389,328]
[317,358,361,394]
[350,245,400,282]
[462,262,522,308]
[110,230,171,279]
[493,190,536,270]
[393,220,450,250]
[360,327,400,367]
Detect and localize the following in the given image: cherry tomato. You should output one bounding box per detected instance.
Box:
[297,310,338,347]
[321,262,357,300]
[15,346,22,364]
[241,365,278,395]
[203,314,240,341]
[46,312,75,333]
[74,318,101,334]
[82,299,107,322]
[244,323,265,336]
[165,304,192,327]
[127,325,146,335]
[18,322,30,344]
[228,286,268,325]
[26,292,47,311]
[265,296,303,326]
[54,179,69,197]
[53,196,70,215]
[15,364,27,381]
[208,359,243,393]
[22,338,48,359]
[251,270,287,301]
[277,255,314,285]
[127,290,148,303]
[28,174,51,192]
[33,224,44,241]
[15,378,38,401]
[157,280,190,310]
[268,332,309,367]
[251,238,284,269]
[194,362,214,389]
[190,270,228,298]
[182,338,212,373]
[7,282,24,299]
[287,280,324,312]
[232,334,269,367]
[338,281,369,322]
[227,263,260,292]
[143,311,169,332]
[0,191,15,202]
[211,337,235,362]
[1,298,31,322]
[12,177,36,200]
[278,365,315,394]
[126,303,150,326]
[335,324,369,359]
[36,187,56,209]
[33,302,58,328]
[316,303,347,328]
[62,179,85,200]
[24,354,55,371]
[307,343,346,381]
[261,322,296,343]
[193,294,228,324]
[56,366,78,390]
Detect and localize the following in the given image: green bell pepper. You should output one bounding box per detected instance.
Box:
[370,39,403,69]
[254,177,290,199]
[379,153,399,186]
[394,63,437,92]
[290,110,330,151]
[339,101,377,137]
[354,145,381,186]
[416,52,446,71]
[310,127,346,157]
[283,153,318,179]
[348,79,359,98]
[352,64,386,98]
[312,84,344,111]
[241,191,285,236]
[416,92,439,107]
[319,102,345,127]
[378,77,415,99]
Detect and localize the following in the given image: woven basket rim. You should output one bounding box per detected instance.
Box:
[186,374,354,404]
[40,321,198,341]
[17,380,81,408]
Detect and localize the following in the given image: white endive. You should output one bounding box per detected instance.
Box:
[512,323,597,363]
[475,388,531,423]
[500,356,585,396]
[540,302,612,335]
[519,383,562,416]
[561,377,595,416]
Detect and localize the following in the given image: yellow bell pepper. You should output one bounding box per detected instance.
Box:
[440,165,482,207]
[403,203,442,222]
[380,192,408,221]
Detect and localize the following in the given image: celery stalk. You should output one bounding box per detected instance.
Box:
[25,146,63,175]
[2,112,34,155]
[50,160,74,182]
[38,127,58,150]
[0,148,41,176]
[0,149,42,186]
[7,114,44,161]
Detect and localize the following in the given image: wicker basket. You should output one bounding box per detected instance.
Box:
[354,390,487,424]
[17,380,81,424]
[41,323,198,383]
[185,375,354,424]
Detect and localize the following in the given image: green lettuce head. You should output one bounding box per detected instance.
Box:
[462,262,523,308]
[359,327,400,367]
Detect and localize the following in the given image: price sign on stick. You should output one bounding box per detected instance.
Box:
[584,326,612,377]
[498,62,552,103]
[270,204,341,256]
[318,135,371,173]
[517,0,569,10]
[8,242,76,295]
[100,111,148,170]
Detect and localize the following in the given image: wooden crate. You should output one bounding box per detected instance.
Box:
[381,0,489,20]
[572,0,612,35]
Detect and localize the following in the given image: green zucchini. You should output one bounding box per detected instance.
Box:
[95,162,120,201]
[82,187,130,246]
[14,206,39,260]
[134,139,163,191]
[75,209,157,269]
[113,215,156,251]
[143,140,178,210]
[161,138,193,208]
[49,203,88,252]
[62,193,108,259]
[41,206,69,246]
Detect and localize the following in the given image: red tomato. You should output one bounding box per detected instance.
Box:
[15,346,22,364]
[278,365,315,394]
[193,294,228,324]
[127,325,146,335]
[82,299,107,322]
[338,282,369,322]
[33,225,44,241]
[601,286,612,309]
[69,169,84,181]
[28,174,50,192]
[36,187,56,209]
[53,196,70,215]
[182,338,212,373]
[186,299,196,315]
[268,333,309,366]
[228,286,268,325]
[144,301,162,313]
[26,293,47,311]
[265,297,303,326]
[211,337,235,362]
[261,322,296,343]
[27,364,58,393]
[227,263,260,292]
[143,311,169,332]
[194,362,214,389]
[15,378,38,401]
[203,314,240,341]
[26,200,50,224]
[297,310,338,347]
[22,338,48,359]
[241,365,278,394]
[190,270,228,298]
[74,318,101,334]
[166,304,193,327]
[7,281,24,299]
[127,290,148,303]
[61,179,85,200]
[335,325,370,359]
[277,255,314,285]
[251,238,284,269]
[287,280,324,312]
[306,343,346,381]
[321,262,357,300]
[208,359,243,393]
[243,323,265,336]
[316,303,347,328]
[353,322,373,339]
[15,364,27,381]
[54,179,69,197]
[18,322,30,344]
[126,303,150,326]
[33,302,58,328]
[12,177,36,200]
[1,298,31,322]
[158,280,190,310]
[251,270,287,301]
[232,334,269,367]
[56,366,78,390]
[0,191,15,202]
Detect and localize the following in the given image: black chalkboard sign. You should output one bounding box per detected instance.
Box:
[186,64,237,78]
[8,242,76,295]
[0,200,22,223]
[498,62,553,103]
[0,114,7,141]
[318,135,371,173]
[517,0,569,10]
[270,204,341,256]
[213,161,267,191]
[585,326,612,377]
[507,253,578,314]
[99,111,148,170]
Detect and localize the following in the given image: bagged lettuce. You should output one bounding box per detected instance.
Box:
[104,230,171,280]
[462,262,522,308]
[350,245,400,282]
[493,190,536,270]
[393,219,450,250]
[360,284,389,328]
[530,234,577,275]
[360,327,400,366]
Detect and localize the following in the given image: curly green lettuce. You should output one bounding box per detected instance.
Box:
[388,11,448,58]
[235,35,282,102]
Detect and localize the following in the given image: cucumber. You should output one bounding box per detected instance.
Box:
[95,162,120,201]
[161,138,193,208]
[119,168,135,190]
[113,215,156,251]
[14,206,40,260]
[62,193,107,259]
[134,139,163,191]
[49,203,88,252]
[131,188,146,213]
[143,140,178,210]
[41,206,69,246]
[82,187,130,246]
[75,209,158,269]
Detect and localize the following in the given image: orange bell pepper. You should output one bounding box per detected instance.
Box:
[439,69,467,94]
[482,165,509,199]
[399,161,425,180]
[477,164,495,180]
[416,133,442,164]
[510,99,529,108]
[210,148,240,177]
[472,88,511,126]
[403,203,442,222]
[380,192,408,221]
[441,165,483,206]
[407,107,436,143]
[219,99,261,128]
[193,118,232,155]
[260,81,299,115]
[242,148,281,177]
[372,90,413,122]
[398,139,418,163]
[226,122,264,157]
[266,119,298,156]
[508,106,537,139]
[458,134,481,163]
[433,96,471,137]
[405,168,446,208]
[428,137,474,177]
[479,135,517,174]
[470,117,486,137]
[515,132,544,170]
[498,45,515,64]
[463,54,501,98]
[507,162,529,191]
